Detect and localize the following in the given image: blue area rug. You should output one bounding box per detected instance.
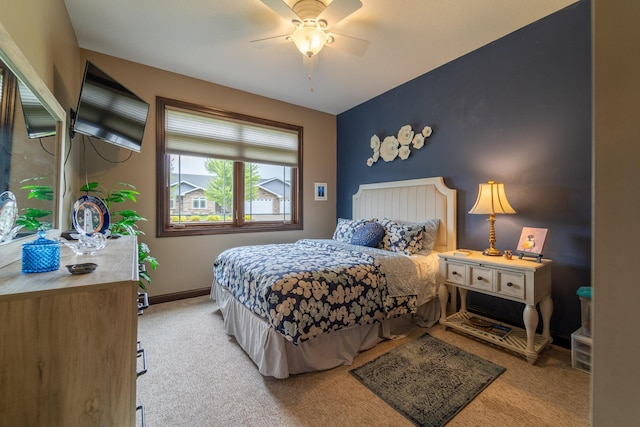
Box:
[350,333,505,427]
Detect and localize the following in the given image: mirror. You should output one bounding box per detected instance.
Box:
[0,22,65,252]
[0,58,58,235]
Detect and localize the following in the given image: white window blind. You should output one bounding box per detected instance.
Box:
[165,107,299,167]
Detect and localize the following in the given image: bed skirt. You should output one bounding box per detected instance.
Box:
[211,282,440,378]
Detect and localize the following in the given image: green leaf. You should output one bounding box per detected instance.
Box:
[118,182,137,190]
[15,216,41,230]
[148,257,158,270]
[80,182,101,192]
[120,218,142,227]
[140,255,158,269]
[120,189,140,202]
[20,184,54,201]
[21,207,52,218]
[112,210,146,222]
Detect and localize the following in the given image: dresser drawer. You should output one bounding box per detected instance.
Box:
[469,265,493,292]
[445,262,466,285]
[496,270,526,300]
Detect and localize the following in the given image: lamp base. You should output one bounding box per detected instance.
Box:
[482,247,502,256]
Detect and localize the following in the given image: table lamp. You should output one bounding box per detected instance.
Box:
[468,180,515,256]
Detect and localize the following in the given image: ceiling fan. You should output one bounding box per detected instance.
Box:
[252,0,370,58]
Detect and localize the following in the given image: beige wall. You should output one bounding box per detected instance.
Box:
[592,1,640,425]
[77,50,337,297]
[0,0,72,82]
[0,0,82,229]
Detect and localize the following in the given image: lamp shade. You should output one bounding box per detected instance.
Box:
[468,181,516,215]
[291,25,328,57]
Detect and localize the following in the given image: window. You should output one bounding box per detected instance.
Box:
[192,197,206,209]
[156,97,303,237]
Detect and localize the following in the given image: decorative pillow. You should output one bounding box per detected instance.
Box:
[405,219,440,255]
[350,222,385,247]
[420,218,440,254]
[332,218,370,243]
[377,219,425,255]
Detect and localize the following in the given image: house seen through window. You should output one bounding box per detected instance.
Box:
[156,97,303,236]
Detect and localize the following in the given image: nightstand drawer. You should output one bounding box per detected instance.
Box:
[469,265,493,291]
[445,262,466,285]
[496,270,526,299]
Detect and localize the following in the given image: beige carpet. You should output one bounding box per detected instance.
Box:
[136,296,591,427]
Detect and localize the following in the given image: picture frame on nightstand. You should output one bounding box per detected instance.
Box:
[516,227,548,262]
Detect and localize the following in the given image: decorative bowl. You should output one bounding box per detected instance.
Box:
[66,263,98,275]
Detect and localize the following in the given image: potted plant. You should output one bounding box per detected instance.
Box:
[79,181,158,290]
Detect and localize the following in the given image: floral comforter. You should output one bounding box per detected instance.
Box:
[213,239,421,345]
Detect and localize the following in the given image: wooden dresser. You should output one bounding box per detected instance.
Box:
[0,235,139,426]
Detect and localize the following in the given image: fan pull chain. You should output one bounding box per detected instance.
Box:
[304,55,315,92]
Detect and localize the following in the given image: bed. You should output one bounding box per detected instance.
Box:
[211,177,457,378]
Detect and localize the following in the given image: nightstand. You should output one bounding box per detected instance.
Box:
[438,250,553,364]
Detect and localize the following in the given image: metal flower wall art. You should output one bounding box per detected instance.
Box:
[367,125,433,166]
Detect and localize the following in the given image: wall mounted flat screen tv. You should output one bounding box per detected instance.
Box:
[72,61,149,152]
[17,81,57,139]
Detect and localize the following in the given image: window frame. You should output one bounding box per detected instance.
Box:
[156,97,303,237]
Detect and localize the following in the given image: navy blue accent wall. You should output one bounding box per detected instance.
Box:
[336,1,591,344]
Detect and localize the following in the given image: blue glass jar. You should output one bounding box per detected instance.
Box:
[22,230,60,273]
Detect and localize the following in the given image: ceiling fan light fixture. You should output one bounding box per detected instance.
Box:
[291,24,328,57]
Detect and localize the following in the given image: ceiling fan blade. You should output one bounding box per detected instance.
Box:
[326,32,369,56]
[260,0,300,23]
[249,34,292,48]
[317,0,362,27]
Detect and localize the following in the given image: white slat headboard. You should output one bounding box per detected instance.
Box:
[352,177,457,253]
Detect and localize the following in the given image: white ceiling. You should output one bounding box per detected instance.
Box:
[63,0,578,115]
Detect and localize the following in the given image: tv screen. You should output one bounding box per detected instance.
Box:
[72,61,149,152]
[18,80,57,139]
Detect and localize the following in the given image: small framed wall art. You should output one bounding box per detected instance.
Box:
[516,227,548,262]
[314,182,327,201]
